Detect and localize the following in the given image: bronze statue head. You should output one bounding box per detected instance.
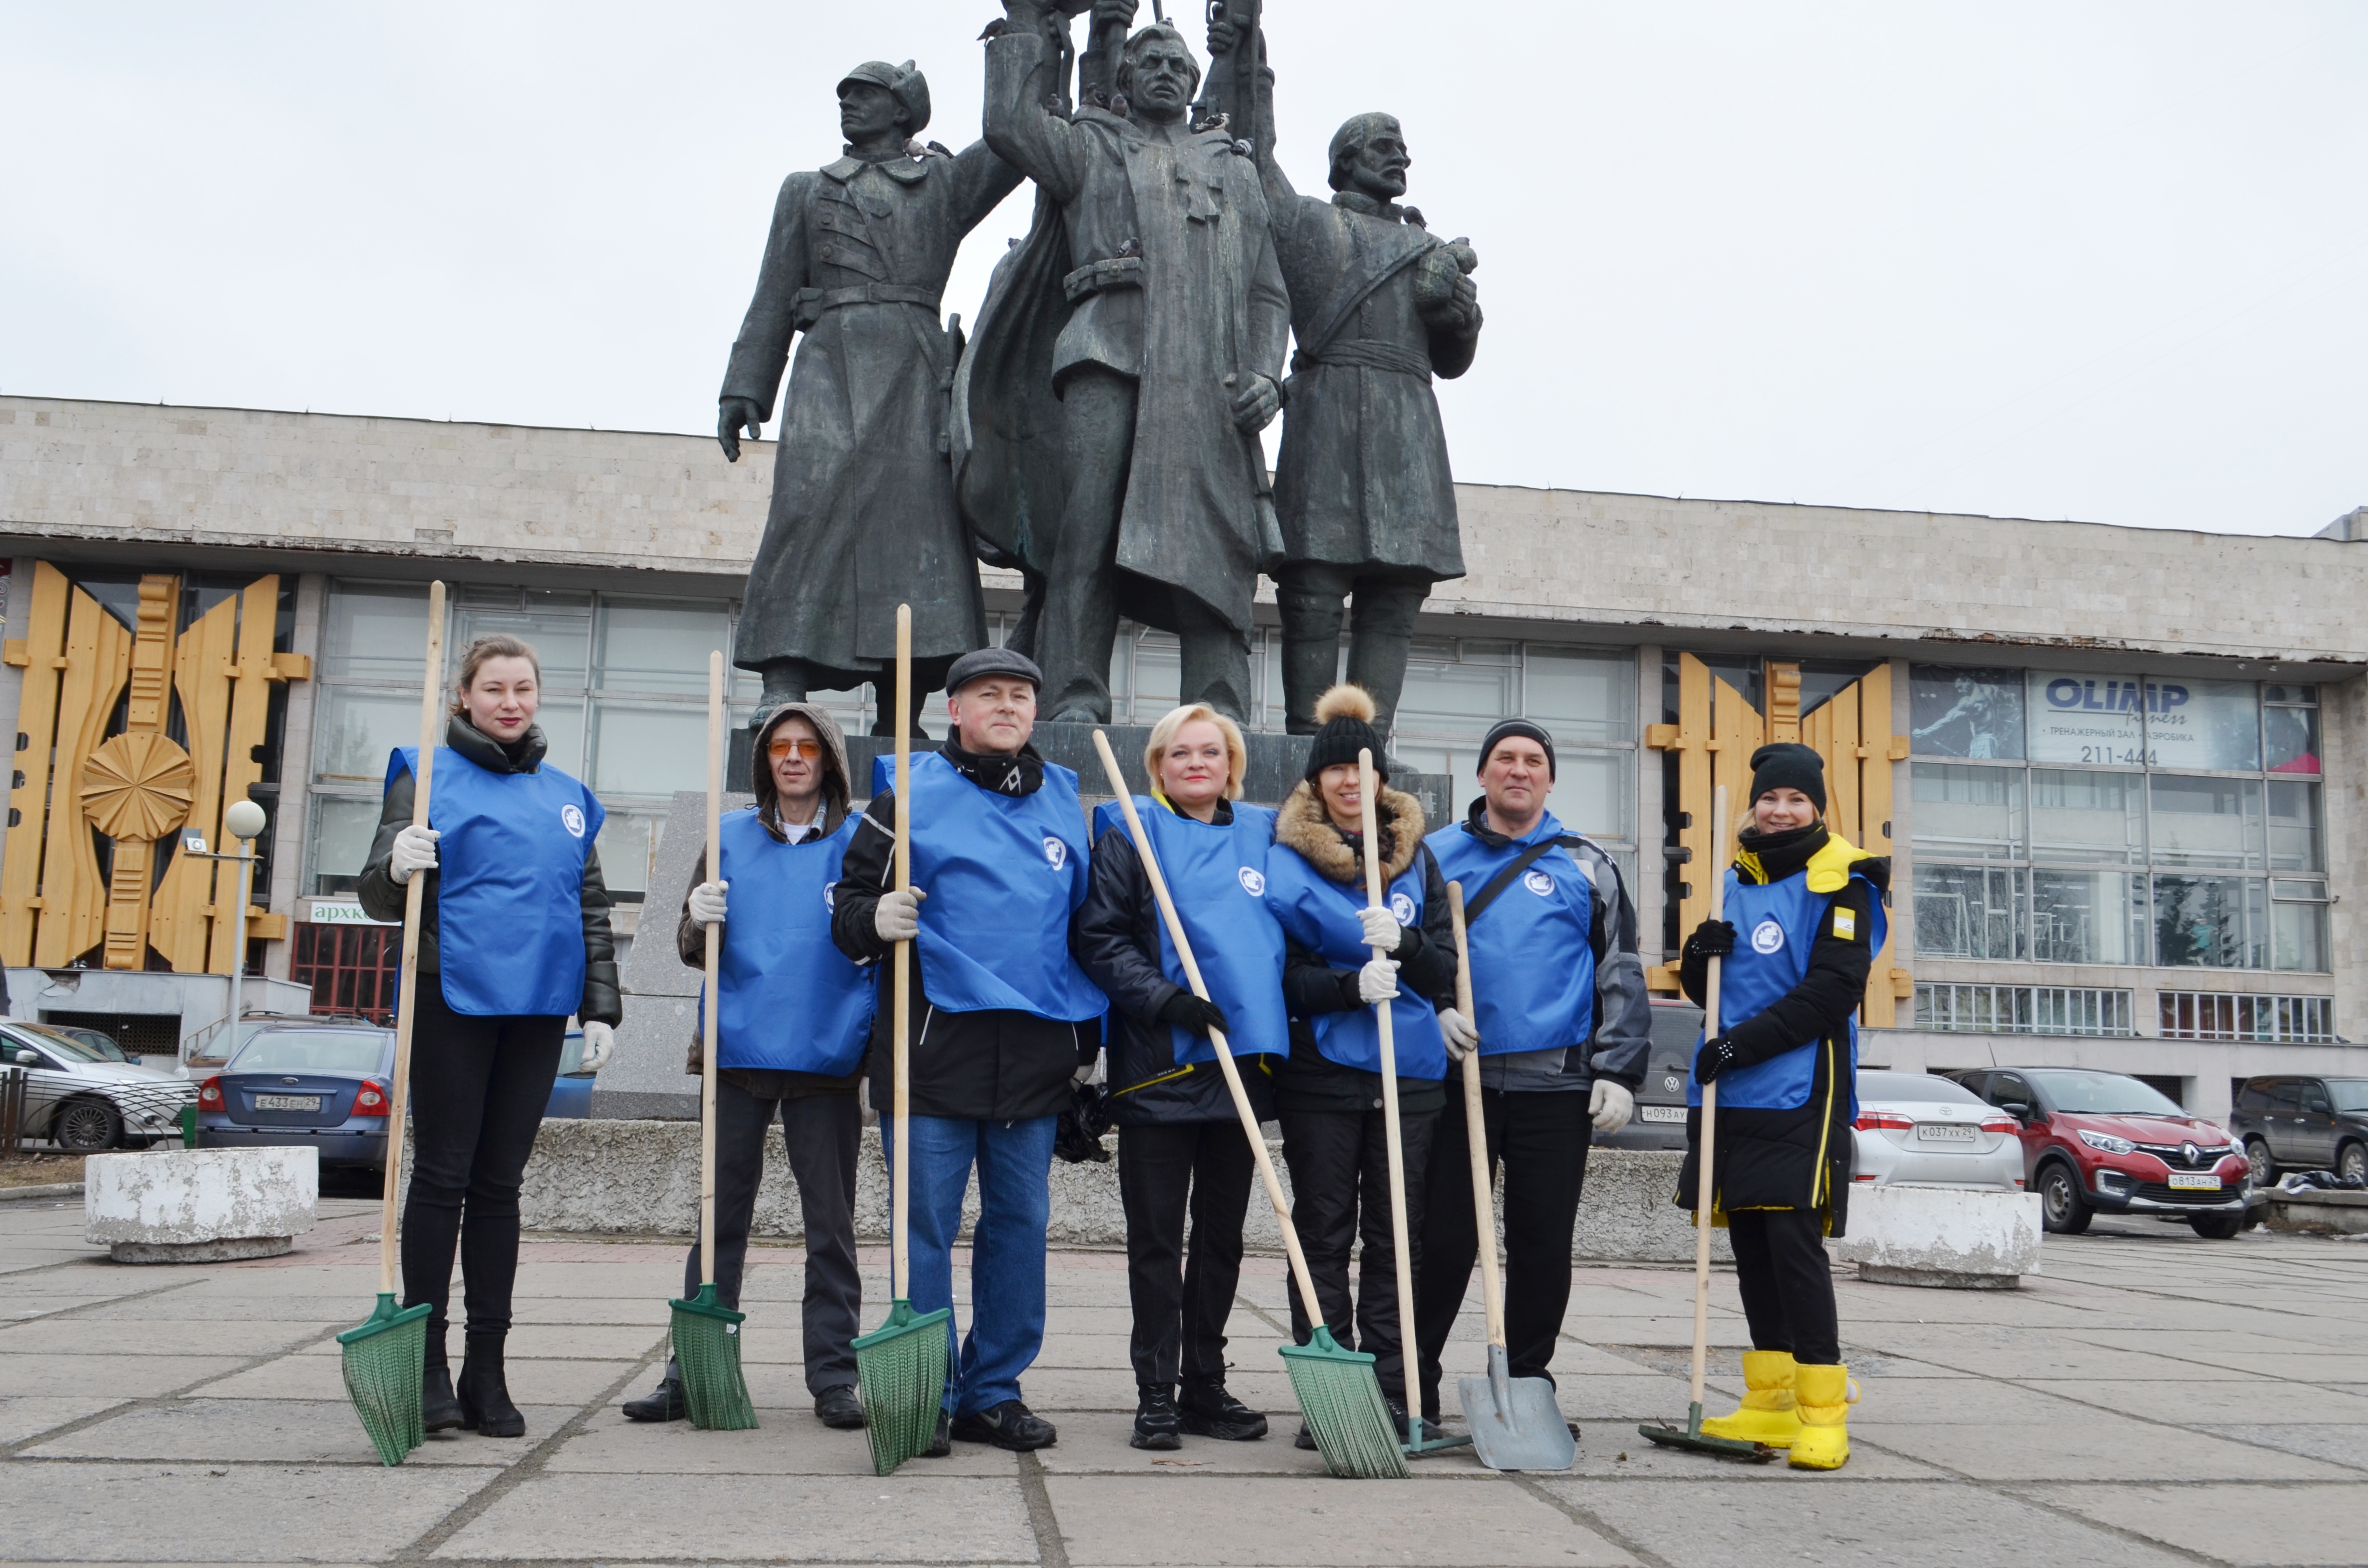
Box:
[1117,24,1201,123]
[838,59,931,142]
[1327,112,1410,199]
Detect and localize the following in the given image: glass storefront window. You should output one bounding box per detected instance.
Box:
[313,688,427,784]
[1525,649,1633,744]
[321,584,432,685]
[452,594,592,690]
[2026,672,2148,766]
[2028,869,2145,965]
[2148,776,2263,871]
[1912,865,2024,961]
[599,600,733,696]
[2267,780,2323,873]
[1398,639,1516,743]
[308,796,385,896]
[594,808,668,902]
[2264,685,2320,774]
[2152,874,2267,969]
[1908,667,2026,759]
[2272,894,2329,973]
[2148,678,2260,772]
[2028,769,2144,865]
[1912,763,2023,860]
[589,701,709,796]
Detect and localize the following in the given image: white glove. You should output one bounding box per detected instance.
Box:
[1357,906,1404,953]
[387,824,439,884]
[875,887,924,943]
[578,1020,615,1072]
[687,880,728,926]
[1438,1007,1480,1062]
[1357,957,1400,1005]
[1590,1079,1634,1134]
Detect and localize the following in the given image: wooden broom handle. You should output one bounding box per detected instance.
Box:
[380,580,444,1297]
[1690,784,1730,1410]
[1447,882,1506,1352]
[701,652,724,1287]
[891,606,912,1304]
[1358,749,1419,1421]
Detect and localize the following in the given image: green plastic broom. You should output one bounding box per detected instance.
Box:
[336,579,444,1466]
[667,650,759,1431]
[1092,730,1406,1480]
[852,604,951,1475]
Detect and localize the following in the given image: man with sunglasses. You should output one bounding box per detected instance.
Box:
[622,702,877,1432]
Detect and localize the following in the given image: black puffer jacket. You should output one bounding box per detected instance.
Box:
[1072,801,1279,1128]
[358,714,622,1025]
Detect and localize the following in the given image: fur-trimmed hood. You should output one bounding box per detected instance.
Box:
[1275,780,1426,886]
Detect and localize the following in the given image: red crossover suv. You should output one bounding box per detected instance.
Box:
[1947,1067,2250,1240]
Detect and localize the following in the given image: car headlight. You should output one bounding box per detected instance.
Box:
[2078,1129,2136,1155]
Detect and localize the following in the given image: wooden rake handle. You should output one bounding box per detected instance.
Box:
[379,580,445,1298]
[1356,749,1419,1415]
[1689,784,1730,1411]
[1446,882,1507,1353]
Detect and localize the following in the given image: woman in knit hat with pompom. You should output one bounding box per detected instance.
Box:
[1258,684,1477,1445]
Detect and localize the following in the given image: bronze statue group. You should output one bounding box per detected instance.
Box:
[366,1,1886,1477]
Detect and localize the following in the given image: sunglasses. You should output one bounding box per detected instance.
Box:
[766,738,824,762]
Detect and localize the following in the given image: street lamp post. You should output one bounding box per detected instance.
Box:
[181,799,270,1070]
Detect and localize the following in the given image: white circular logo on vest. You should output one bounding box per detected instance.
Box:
[559,804,586,838]
[823,885,837,913]
[1524,869,1555,896]
[1237,866,1266,896]
[1751,918,1786,955]
[1043,836,1067,870]
[1390,891,1416,925]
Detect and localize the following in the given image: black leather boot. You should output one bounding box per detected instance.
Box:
[419,1326,462,1433]
[622,1358,687,1423]
[456,1331,526,1439]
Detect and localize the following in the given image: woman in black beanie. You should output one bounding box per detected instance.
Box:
[1257,684,1473,1442]
[1676,740,1889,1471]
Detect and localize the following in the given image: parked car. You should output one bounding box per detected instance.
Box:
[1949,1067,2248,1239]
[1,1020,195,1151]
[1850,1070,2024,1191]
[51,1026,130,1063]
[2229,1077,2368,1186]
[1594,998,1703,1152]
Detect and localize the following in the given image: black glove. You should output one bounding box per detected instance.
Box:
[1684,919,1737,962]
[1694,1034,1739,1084]
[1157,992,1231,1038]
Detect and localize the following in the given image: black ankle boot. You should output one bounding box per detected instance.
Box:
[456,1331,526,1439]
[419,1326,462,1433]
[623,1358,687,1423]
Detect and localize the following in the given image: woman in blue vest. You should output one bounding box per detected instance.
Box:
[620,702,876,1432]
[1262,684,1473,1441]
[1073,703,1289,1452]
[1678,742,1888,1471]
[359,633,620,1440]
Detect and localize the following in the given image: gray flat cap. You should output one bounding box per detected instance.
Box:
[946,646,1044,695]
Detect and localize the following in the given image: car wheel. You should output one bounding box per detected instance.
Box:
[2339,1142,2367,1186]
[2188,1211,2244,1240]
[53,1097,124,1152]
[2245,1138,2276,1186]
[2037,1161,2093,1235]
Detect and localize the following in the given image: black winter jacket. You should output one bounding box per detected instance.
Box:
[358,715,622,1025]
[1072,801,1279,1127]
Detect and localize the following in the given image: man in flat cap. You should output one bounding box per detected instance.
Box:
[719,61,1022,734]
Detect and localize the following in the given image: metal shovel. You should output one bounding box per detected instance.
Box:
[1446,881,1576,1472]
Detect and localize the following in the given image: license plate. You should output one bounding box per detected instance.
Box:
[2167,1172,2222,1191]
[253,1094,321,1112]
[1915,1122,1976,1143]
[1639,1105,1687,1123]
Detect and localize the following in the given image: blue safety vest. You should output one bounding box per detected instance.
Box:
[703,808,876,1074]
[1263,833,1446,1081]
[1427,810,1599,1057]
[1092,798,1288,1064]
[391,745,602,1018]
[1688,845,1887,1113]
[874,751,1105,1021]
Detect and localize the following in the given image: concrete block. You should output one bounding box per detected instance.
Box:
[2260,1188,2368,1235]
[82,1147,318,1263]
[1828,1183,2041,1287]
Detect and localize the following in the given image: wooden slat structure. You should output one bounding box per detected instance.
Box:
[150,592,241,971]
[0,563,72,963]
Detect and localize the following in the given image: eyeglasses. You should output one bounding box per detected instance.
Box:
[766,738,823,762]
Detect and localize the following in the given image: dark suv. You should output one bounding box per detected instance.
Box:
[1949,1067,2248,1239]
[2229,1077,2368,1186]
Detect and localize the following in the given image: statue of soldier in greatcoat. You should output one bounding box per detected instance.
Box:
[719,61,1021,733]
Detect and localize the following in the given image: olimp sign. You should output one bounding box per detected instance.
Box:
[2029,673,2259,770]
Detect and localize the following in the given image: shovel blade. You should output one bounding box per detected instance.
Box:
[1457,1371,1575,1472]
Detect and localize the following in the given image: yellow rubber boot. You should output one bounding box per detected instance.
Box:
[1699,1350,1800,1446]
[1788,1364,1854,1470]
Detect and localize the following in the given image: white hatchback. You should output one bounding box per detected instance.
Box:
[1850,1070,2024,1192]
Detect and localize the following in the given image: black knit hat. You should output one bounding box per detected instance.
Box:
[1303,684,1387,784]
[1748,742,1827,813]
[1478,718,1555,779]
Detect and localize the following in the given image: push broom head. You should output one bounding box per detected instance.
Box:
[1638,1402,1778,1462]
[668,1283,758,1431]
[852,1298,951,1476]
[1279,1327,1410,1479]
[337,1293,431,1466]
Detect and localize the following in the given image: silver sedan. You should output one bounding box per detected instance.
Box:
[1850,1070,2024,1192]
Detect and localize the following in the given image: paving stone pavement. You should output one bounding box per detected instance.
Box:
[3,1189,2364,1568]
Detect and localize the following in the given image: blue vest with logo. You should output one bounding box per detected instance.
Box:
[391,745,603,1018]
[1093,798,1289,1065]
[1687,859,1887,1113]
[1262,835,1447,1081]
[875,751,1105,1021]
[704,808,876,1074]
[1427,811,1598,1057]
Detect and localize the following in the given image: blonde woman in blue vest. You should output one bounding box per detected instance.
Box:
[359,634,620,1440]
[1678,742,1888,1470]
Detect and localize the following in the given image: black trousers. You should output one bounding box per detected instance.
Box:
[400,984,564,1347]
[1727,1208,1841,1367]
[1279,1105,1438,1402]
[678,1079,863,1394]
[1117,1119,1256,1390]
[1412,1087,1593,1422]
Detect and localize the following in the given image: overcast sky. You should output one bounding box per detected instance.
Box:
[4,2,2361,536]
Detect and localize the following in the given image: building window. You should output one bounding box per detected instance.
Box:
[290,923,402,1024]
[1915,983,2135,1036]
[2158,991,2337,1044]
[1909,668,2327,973]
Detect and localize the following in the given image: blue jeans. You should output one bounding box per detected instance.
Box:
[879,1113,1056,1415]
